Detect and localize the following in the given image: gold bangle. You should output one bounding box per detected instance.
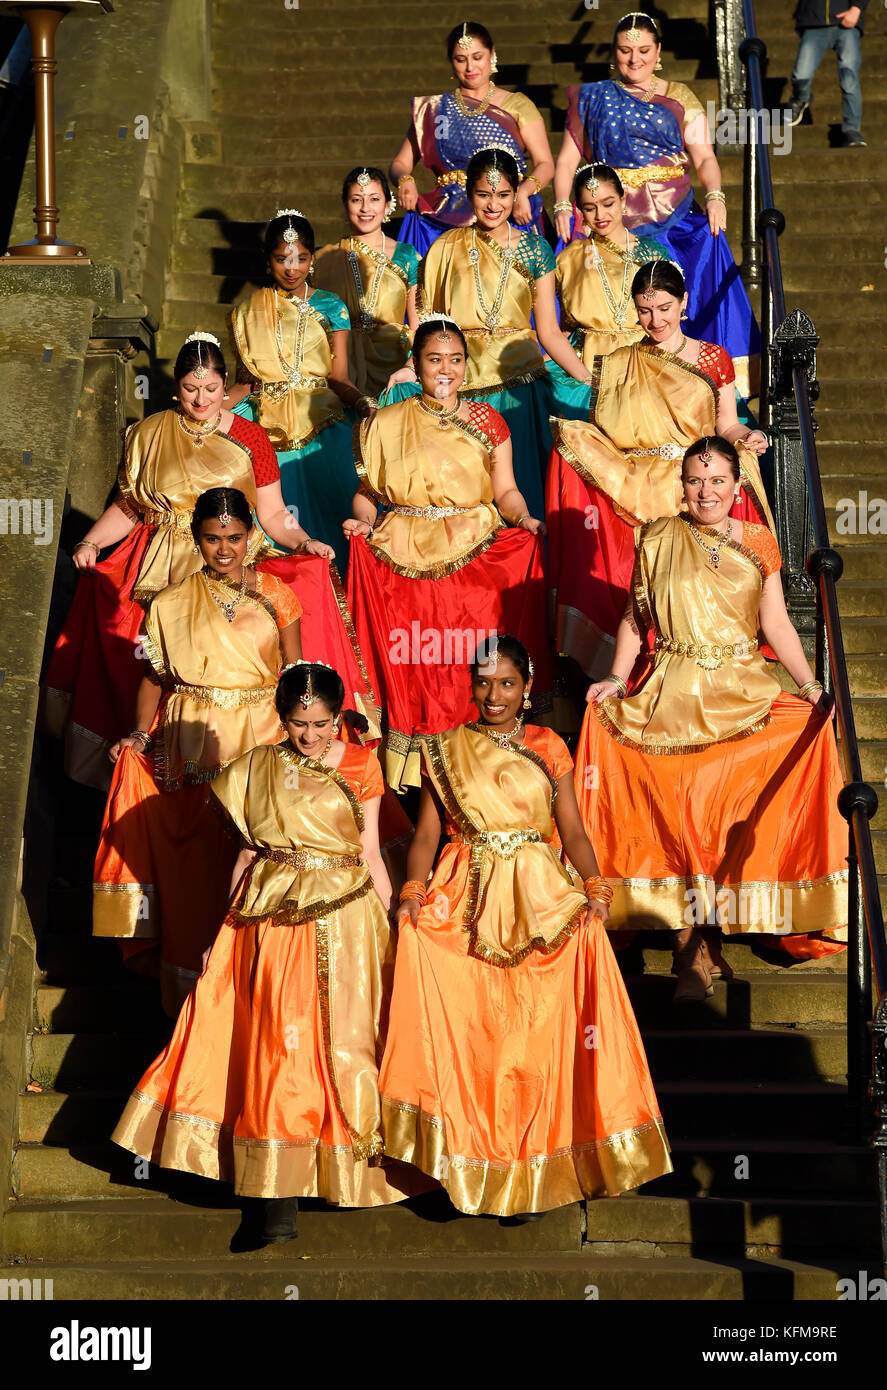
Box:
[74,539,100,553]
[397,174,417,188]
[606,673,628,698]
[525,174,542,195]
[583,876,614,905]
[704,190,726,204]
[553,199,573,214]
[798,680,823,700]
[399,879,428,905]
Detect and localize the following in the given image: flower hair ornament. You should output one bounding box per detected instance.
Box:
[274,207,308,244]
[184,330,221,381]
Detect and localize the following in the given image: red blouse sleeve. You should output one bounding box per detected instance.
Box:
[697,342,735,389]
[229,415,281,487]
[466,400,510,448]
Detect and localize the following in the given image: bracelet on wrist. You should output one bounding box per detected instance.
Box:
[399,880,428,906]
[74,539,100,553]
[128,730,152,747]
[798,680,823,700]
[606,673,628,698]
[705,190,727,205]
[583,876,614,906]
[397,174,417,188]
[553,199,573,214]
[525,174,542,195]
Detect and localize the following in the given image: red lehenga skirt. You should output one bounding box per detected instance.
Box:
[545,449,767,679]
[575,692,848,961]
[43,523,377,790]
[346,528,553,789]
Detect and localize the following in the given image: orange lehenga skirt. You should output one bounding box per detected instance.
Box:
[378,725,672,1216]
[111,743,422,1207]
[575,693,848,960]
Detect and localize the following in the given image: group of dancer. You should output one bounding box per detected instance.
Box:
[41,14,849,1239]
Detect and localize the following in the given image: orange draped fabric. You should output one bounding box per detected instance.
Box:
[111,744,423,1206]
[378,725,671,1215]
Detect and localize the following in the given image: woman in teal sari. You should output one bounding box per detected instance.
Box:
[228,210,374,574]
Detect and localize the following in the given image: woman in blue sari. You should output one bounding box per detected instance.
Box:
[389,21,554,257]
[552,11,759,399]
[228,211,374,574]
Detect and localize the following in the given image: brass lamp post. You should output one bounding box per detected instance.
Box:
[0,0,113,263]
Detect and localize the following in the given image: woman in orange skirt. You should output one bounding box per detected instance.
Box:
[379,634,671,1218]
[574,436,848,1001]
[546,260,771,679]
[113,662,417,1243]
[346,315,552,792]
[94,487,305,1015]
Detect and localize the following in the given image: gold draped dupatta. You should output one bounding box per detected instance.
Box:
[211,743,385,1161]
[143,572,286,787]
[231,288,343,450]
[121,411,274,603]
[422,726,588,965]
[556,236,648,364]
[313,240,412,398]
[355,397,501,577]
[599,516,783,751]
[552,344,774,526]
[418,228,545,392]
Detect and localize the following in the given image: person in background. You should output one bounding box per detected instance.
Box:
[789,1,868,147]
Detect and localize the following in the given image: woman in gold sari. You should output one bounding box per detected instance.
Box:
[390,147,594,521]
[547,259,771,678]
[345,318,551,792]
[313,167,419,400]
[379,635,671,1218]
[229,210,374,572]
[548,162,667,420]
[113,662,418,1244]
[41,331,357,789]
[93,488,304,1015]
[575,437,847,1001]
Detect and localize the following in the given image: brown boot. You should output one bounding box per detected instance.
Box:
[672,929,713,1004]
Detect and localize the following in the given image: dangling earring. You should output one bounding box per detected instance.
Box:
[223,391,230,400]
[654,58,663,72]
[333,715,341,731]
[680,312,689,321]
[522,693,531,710]
[490,51,498,74]
[609,62,616,71]
[309,259,315,275]
[171,394,179,402]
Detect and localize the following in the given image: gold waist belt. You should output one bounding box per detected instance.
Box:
[614,163,686,189]
[632,443,684,461]
[388,502,474,519]
[463,326,524,337]
[144,507,193,535]
[450,828,543,859]
[171,682,277,708]
[257,847,363,871]
[256,376,327,400]
[437,170,467,187]
[655,636,758,669]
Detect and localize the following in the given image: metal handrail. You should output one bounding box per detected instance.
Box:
[740,0,887,1268]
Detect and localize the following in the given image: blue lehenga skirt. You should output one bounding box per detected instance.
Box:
[379,376,552,523]
[232,400,358,576]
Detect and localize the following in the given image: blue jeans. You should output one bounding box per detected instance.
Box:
[792,25,863,132]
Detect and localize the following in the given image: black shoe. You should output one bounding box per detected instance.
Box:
[500,1210,547,1225]
[788,98,809,127]
[841,130,866,147]
[260,1195,300,1244]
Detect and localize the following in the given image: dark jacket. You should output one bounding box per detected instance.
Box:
[794,0,868,31]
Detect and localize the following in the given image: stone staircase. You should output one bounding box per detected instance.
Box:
[4,896,880,1297]
[4,0,885,1298]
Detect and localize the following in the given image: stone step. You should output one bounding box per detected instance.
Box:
[835,620,887,658]
[827,508,887,547]
[29,1032,172,1092]
[0,1252,874,1299]
[783,264,886,295]
[849,697,887,740]
[35,933,129,983]
[4,1187,877,1264]
[653,1138,876,1196]
[34,982,169,1034]
[211,30,583,65]
[822,474,887,506]
[817,409,887,443]
[838,548,887,585]
[841,654,887,695]
[656,1078,850,1134]
[816,378,887,411]
[643,1027,845,1082]
[835,582,887,619]
[781,235,887,265]
[624,970,847,1028]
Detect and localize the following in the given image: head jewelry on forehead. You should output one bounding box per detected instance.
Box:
[184,329,219,380]
[457,22,473,50]
[641,258,670,302]
[292,659,336,708]
[356,169,371,187]
[618,11,660,43]
[698,437,712,464]
[274,207,307,245]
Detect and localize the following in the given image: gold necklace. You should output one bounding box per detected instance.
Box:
[617,75,659,103]
[454,80,495,117]
[468,226,515,330]
[590,231,635,329]
[347,235,386,331]
[202,565,248,622]
[275,284,313,388]
[416,394,460,430]
[176,410,222,447]
[469,714,524,749]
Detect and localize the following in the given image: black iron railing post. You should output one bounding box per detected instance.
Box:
[837,787,878,1144]
[770,310,818,635]
[738,35,765,298]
